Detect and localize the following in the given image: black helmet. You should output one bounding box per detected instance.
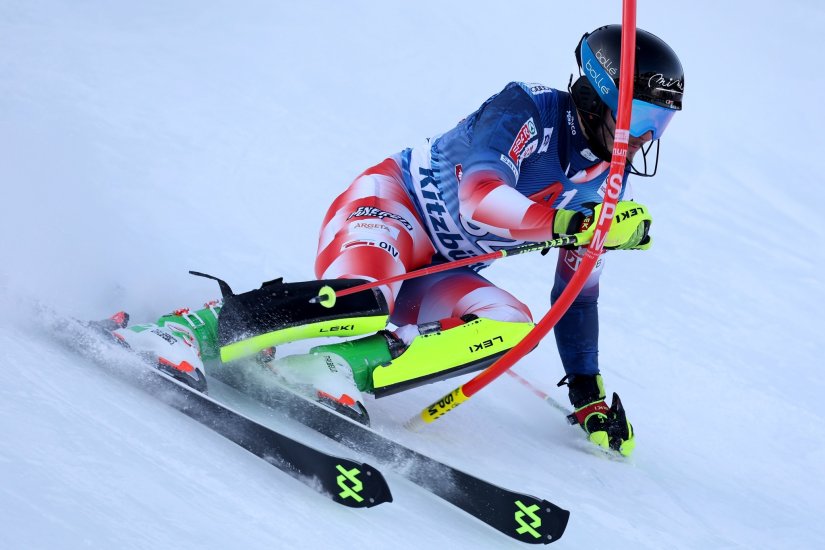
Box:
[570,25,684,175]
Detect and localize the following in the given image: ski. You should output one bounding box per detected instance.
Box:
[142,369,393,508]
[54,320,393,509]
[213,362,570,544]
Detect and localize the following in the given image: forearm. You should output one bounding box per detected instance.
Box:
[458,169,557,242]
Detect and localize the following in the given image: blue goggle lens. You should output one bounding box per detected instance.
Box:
[626,100,676,139]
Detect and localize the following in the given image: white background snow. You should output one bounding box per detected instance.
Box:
[1,1,823,548]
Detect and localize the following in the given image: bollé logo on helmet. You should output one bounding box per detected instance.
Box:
[594,48,618,76]
[585,58,611,95]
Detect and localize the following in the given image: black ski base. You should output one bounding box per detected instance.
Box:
[147,370,393,508]
[62,318,393,509]
[213,362,570,544]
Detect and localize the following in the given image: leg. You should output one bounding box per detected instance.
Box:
[391,267,533,327]
[313,268,535,395]
[315,156,436,312]
[551,248,603,378]
[551,250,635,456]
[313,161,533,395]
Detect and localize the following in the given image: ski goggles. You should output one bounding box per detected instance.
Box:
[579,39,677,140]
[621,99,676,140]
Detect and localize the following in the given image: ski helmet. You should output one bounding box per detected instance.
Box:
[570,25,684,173]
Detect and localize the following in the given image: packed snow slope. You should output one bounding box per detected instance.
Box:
[1,1,823,548]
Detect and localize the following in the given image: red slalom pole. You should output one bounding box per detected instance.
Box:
[409,0,638,429]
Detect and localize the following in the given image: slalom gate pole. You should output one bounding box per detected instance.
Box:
[407,0,638,430]
[311,235,578,307]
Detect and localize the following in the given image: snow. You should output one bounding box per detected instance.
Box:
[1,1,823,548]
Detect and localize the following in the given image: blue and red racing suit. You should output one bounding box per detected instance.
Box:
[316,82,633,377]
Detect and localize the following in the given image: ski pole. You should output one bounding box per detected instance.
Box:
[407,0,638,430]
[505,370,572,418]
[310,234,581,307]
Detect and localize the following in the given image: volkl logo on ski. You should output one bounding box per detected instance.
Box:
[336,464,364,503]
[514,500,543,539]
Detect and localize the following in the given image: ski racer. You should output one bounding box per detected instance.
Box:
[105,25,684,457]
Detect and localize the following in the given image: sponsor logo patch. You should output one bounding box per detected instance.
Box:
[566,110,577,135]
[352,221,400,239]
[580,147,599,162]
[527,83,554,95]
[520,140,538,164]
[539,127,554,153]
[347,206,413,231]
[413,164,477,261]
[341,238,400,259]
[508,117,538,164]
[500,154,519,178]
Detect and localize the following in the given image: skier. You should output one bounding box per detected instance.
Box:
[105,25,683,457]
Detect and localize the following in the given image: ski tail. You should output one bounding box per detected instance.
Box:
[152,370,392,508]
[57,317,393,508]
[214,358,571,543]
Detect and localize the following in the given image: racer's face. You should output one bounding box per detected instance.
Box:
[628,132,654,158]
[601,110,654,160]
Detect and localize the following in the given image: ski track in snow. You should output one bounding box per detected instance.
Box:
[2,1,824,548]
